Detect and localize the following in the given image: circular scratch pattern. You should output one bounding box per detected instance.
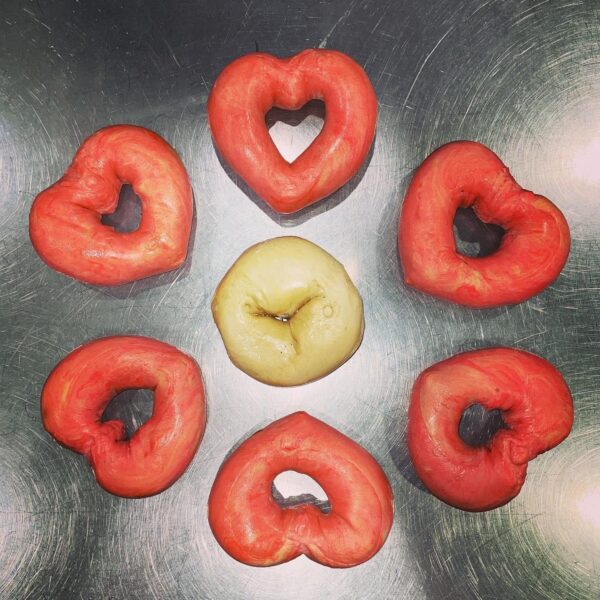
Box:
[1,0,600,598]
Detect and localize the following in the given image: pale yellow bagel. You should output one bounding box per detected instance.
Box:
[212,236,364,386]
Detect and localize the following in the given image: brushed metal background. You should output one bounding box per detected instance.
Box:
[1,1,599,598]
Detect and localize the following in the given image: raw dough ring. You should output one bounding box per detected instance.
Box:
[208,49,377,214]
[407,347,573,511]
[398,141,570,307]
[211,236,364,386]
[208,411,394,567]
[41,336,206,498]
[29,125,193,286]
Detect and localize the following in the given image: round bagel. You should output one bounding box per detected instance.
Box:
[212,236,364,386]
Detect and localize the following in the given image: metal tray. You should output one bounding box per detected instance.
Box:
[1,1,598,598]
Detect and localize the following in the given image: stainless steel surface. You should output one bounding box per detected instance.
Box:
[1,1,599,598]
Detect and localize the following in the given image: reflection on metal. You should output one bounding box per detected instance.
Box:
[1,0,599,598]
[266,100,325,163]
[572,137,600,184]
[272,471,331,514]
[577,489,600,531]
[526,440,600,581]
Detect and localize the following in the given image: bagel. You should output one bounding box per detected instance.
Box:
[399,141,570,307]
[208,49,377,213]
[208,412,394,567]
[212,236,364,386]
[29,125,193,286]
[407,347,573,511]
[41,336,206,498]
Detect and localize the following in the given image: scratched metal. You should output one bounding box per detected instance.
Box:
[1,0,599,598]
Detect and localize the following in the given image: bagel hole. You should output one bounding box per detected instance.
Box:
[272,470,331,514]
[252,310,291,323]
[453,207,505,257]
[459,403,508,447]
[272,314,290,323]
[101,184,142,233]
[266,99,325,163]
[101,388,154,440]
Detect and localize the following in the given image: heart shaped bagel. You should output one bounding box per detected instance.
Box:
[208,412,394,568]
[408,348,573,511]
[208,49,378,214]
[41,336,206,498]
[29,125,193,286]
[398,141,571,308]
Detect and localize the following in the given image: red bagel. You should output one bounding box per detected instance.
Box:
[30,125,193,286]
[208,412,394,567]
[41,336,206,498]
[407,348,573,511]
[208,49,377,214]
[399,141,570,307]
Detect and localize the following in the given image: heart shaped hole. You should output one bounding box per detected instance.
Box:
[272,470,331,514]
[266,99,325,163]
[101,388,154,440]
[453,207,505,258]
[101,184,142,233]
[459,403,508,447]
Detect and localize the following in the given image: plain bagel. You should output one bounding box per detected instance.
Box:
[212,236,364,386]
